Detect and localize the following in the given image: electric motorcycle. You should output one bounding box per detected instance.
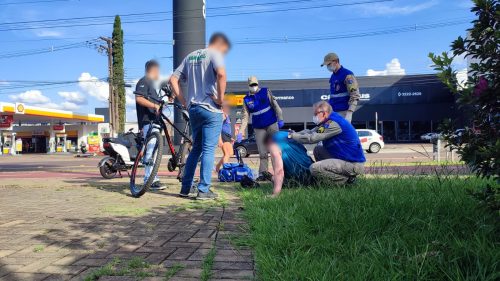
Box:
[98,129,141,179]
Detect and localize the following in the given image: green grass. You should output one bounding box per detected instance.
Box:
[200,245,217,281]
[164,263,185,280]
[239,176,499,281]
[33,245,45,253]
[83,257,154,281]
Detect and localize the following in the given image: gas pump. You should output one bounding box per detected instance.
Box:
[56,134,67,152]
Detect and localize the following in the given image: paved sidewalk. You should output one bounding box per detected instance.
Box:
[0,178,254,281]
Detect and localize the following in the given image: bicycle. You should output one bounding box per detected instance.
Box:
[129,85,192,198]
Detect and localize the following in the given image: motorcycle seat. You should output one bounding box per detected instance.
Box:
[106,137,132,148]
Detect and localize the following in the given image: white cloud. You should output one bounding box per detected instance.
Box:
[125,79,139,107]
[9,90,50,104]
[78,72,109,102]
[362,0,437,16]
[366,58,406,76]
[34,30,63,37]
[292,72,302,79]
[8,90,81,111]
[58,91,87,105]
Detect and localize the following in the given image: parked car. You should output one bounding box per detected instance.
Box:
[233,135,259,157]
[356,129,384,153]
[420,132,441,141]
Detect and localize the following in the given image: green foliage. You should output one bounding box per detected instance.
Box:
[200,246,217,281]
[164,263,185,280]
[84,257,153,281]
[112,15,126,133]
[428,0,499,182]
[240,177,499,281]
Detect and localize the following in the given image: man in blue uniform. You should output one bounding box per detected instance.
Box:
[289,101,365,185]
[321,53,360,123]
[238,76,284,181]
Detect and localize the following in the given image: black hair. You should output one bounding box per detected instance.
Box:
[209,32,231,49]
[145,59,159,73]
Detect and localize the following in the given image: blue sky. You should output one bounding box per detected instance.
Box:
[0,0,474,121]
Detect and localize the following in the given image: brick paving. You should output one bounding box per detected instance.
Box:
[0,175,255,281]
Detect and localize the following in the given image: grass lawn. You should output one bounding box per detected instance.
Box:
[238,176,499,281]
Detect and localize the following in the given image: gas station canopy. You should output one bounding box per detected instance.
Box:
[0,102,104,124]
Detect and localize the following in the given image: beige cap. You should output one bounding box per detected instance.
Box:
[321,53,339,67]
[248,76,259,86]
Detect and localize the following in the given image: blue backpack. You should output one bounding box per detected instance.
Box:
[218,149,254,182]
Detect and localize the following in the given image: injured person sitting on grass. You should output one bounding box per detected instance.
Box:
[267,101,366,196]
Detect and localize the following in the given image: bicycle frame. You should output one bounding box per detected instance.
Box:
[141,101,192,180]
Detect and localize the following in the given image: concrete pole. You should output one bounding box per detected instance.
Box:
[10,132,16,155]
[172,0,206,144]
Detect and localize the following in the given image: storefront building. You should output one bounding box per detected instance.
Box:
[0,102,105,154]
[226,74,460,143]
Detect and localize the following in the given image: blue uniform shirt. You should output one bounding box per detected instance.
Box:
[329,66,355,112]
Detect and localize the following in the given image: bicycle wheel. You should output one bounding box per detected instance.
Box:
[176,142,192,182]
[130,131,163,197]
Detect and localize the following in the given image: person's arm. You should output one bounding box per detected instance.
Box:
[290,121,342,144]
[135,79,160,113]
[136,96,159,113]
[345,74,360,113]
[268,89,283,121]
[238,103,250,138]
[213,67,226,105]
[170,59,187,107]
[210,51,226,105]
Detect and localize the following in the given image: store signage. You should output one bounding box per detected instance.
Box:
[397,91,422,97]
[15,103,25,114]
[53,124,65,131]
[32,130,46,136]
[274,95,295,101]
[0,115,13,128]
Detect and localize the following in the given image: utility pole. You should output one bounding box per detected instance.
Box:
[172,0,206,144]
[99,36,116,137]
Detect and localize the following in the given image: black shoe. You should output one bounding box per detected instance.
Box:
[346,176,357,185]
[150,181,167,191]
[197,190,218,200]
[241,175,260,188]
[179,185,198,198]
[256,171,273,182]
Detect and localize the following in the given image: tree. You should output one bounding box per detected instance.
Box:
[429,0,499,210]
[112,15,126,133]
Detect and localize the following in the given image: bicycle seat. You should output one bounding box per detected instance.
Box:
[181,109,190,121]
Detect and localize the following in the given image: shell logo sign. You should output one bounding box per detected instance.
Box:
[225,94,245,106]
[15,103,25,114]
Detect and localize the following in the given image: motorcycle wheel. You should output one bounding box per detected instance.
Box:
[100,158,117,179]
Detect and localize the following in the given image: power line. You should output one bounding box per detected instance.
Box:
[0,39,98,59]
[0,0,71,6]
[0,0,393,32]
[125,19,469,46]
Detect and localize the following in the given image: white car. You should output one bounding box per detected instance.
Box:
[420,132,441,141]
[356,129,384,153]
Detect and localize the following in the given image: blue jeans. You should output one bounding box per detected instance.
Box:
[142,123,160,184]
[181,105,222,194]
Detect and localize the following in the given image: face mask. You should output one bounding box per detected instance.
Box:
[249,86,259,93]
[313,115,320,125]
[327,64,335,72]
